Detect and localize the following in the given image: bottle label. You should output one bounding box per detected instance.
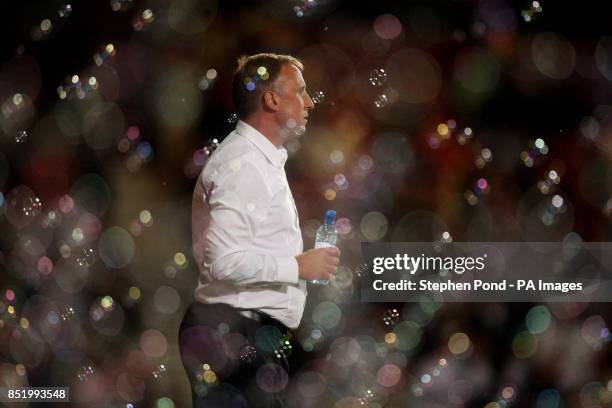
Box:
[315,242,335,249]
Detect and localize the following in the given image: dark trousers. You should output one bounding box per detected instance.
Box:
[179,302,293,408]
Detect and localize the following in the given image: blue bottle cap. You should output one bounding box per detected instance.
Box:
[325,210,336,225]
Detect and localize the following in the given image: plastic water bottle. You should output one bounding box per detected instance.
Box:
[311,210,337,285]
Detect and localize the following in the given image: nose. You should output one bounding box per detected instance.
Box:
[305,92,315,110]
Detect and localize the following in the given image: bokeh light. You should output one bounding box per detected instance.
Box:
[0,2,611,407]
[98,227,135,268]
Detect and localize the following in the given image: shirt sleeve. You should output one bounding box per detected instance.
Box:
[200,156,299,286]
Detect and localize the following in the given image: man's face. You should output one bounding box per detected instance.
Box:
[274,64,314,137]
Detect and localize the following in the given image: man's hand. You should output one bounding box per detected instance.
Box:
[296,247,340,281]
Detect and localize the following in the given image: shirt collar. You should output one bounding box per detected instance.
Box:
[235,120,288,168]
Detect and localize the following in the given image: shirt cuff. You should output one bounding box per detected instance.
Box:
[275,256,299,285]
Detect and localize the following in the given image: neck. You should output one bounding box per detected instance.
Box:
[243,116,283,147]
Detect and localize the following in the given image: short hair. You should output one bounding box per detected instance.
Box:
[231,53,304,119]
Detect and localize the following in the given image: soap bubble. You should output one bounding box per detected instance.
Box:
[15,130,28,144]
[521,1,542,22]
[76,248,96,270]
[355,263,369,278]
[152,364,167,379]
[77,365,95,382]
[312,90,325,105]
[59,4,73,18]
[239,344,257,363]
[373,93,389,108]
[383,309,401,327]
[369,69,388,87]
[5,185,42,229]
[204,138,220,155]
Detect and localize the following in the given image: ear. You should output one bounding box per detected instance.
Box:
[262,90,280,112]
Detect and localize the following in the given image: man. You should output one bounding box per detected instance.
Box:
[180,53,340,407]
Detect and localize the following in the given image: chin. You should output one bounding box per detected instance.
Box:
[280,125,306,142]
[293,125,306,136]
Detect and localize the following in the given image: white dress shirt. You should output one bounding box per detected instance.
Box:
[192,120,306,329]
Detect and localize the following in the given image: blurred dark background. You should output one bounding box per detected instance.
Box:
[1,0,612,407]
